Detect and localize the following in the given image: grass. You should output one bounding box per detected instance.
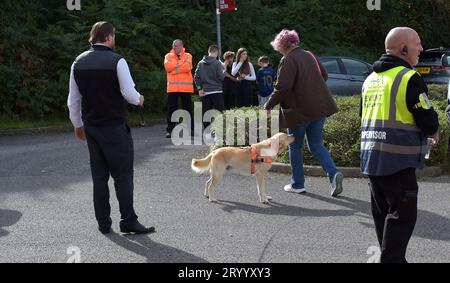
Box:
[0,111,165,130]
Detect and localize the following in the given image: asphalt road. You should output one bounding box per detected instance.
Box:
[0,124,449,263]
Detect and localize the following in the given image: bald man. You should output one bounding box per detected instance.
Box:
[360,27,439,263]
[164,39,194,138]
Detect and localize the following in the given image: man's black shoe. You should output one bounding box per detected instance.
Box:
[98,226,111,234]
[166,132,171,138]
[120,222,155,234]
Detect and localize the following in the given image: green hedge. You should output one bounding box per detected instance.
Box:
[212,91,449,168]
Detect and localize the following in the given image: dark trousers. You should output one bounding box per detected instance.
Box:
[166,92,193,133]
[85,124,138,227]
[237,80,253,108]
[202,92,225,130]
[368,168,418,263]
[223,80,237,110]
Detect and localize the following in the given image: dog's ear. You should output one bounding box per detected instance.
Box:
[259,139,272,148]
[270,135,284,155]
[277,134,288,155]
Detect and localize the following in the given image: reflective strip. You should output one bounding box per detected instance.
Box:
[361,142,427,155]
[389,68,411,122]
[419,93,431,109]
[361,119,420,132]
[168,82,193,85]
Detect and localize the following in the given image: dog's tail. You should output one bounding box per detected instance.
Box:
[191,153,213,173]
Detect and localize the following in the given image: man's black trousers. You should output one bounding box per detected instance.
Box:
[202,92,225,130]
[368,168,418,263]
[85,124,138,228]
[166,92,193,133]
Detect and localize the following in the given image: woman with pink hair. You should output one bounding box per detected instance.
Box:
[264,29,344,197]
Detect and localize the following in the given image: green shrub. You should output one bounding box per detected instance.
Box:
[427,84,449,101]
[2,0,449,119]
[211,107,279,148]
[212,96,449,168]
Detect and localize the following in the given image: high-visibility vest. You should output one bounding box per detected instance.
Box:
[360,66,427,176]
[164,48,194,93]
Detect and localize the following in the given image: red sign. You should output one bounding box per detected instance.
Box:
[219,0,237,13]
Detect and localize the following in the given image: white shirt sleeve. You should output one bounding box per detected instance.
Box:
[231,62,241,76]
[245,63,256,81]
[67,62,83,128]
[117,58,141,106]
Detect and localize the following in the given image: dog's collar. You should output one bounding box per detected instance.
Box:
[250,146,273,175]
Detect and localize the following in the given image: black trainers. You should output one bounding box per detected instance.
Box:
[98,226,111,234]
[165,132,171,139]
[120,222,156,234]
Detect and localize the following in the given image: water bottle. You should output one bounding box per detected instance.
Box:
[425,138,436,160]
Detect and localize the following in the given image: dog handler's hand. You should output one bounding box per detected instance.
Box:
[264,102,272,114]
[75,127,86,141]
[138,95,145,107]
[431,130,440,145]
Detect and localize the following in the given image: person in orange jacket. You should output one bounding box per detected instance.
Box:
[164,39,194,138]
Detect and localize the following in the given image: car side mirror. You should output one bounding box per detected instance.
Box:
[443,55,450,67]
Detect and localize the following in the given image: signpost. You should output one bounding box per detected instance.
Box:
[216,0,237,57]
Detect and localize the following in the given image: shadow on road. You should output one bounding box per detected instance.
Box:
[0,209,22,238]
[304,193,450,242]
[218,199,355,218]
[105,232,208,263]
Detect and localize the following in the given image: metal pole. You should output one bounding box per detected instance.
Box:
[216,0,222,57]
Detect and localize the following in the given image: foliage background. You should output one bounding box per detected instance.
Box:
[1,0,450,118]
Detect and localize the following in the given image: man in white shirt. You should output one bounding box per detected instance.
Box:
[67,21,154,235]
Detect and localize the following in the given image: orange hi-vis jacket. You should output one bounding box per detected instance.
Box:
[164,48,194,94]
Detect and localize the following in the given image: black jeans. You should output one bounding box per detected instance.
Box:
[202,92,225,130]
[236,80,253,108]
[368,168,419,263]
[84,124,138,227]
[166,92,193,133]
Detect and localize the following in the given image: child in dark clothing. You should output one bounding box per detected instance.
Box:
[256,56,277,107]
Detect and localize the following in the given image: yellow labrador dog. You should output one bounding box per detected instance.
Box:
[191,133,295,204]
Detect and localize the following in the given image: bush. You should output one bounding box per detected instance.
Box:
[212,96,450,168]
[1,0,449,119]
[427,84,449,101]
[211,107,279,148]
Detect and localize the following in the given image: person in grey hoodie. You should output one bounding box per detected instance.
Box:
[194,45,225,133]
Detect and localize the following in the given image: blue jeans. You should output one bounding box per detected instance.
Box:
[287,118,338,189]
[258,95,271,107]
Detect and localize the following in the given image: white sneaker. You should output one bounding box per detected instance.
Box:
[331,172,344,197]
[284,184,306,194]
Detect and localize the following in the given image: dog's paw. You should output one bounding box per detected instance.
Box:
[266,195,273,200]
[204,194,209,199]
[209,198,218,203]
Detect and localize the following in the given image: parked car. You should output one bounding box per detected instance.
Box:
[318,56,373,96]
[448,78,450,104]
[416,47,450,85]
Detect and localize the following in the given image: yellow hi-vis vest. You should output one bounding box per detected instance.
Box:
[361,66,427,176]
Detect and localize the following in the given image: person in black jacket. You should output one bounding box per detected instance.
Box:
[361,27,439,263]
[68,22,155,235]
